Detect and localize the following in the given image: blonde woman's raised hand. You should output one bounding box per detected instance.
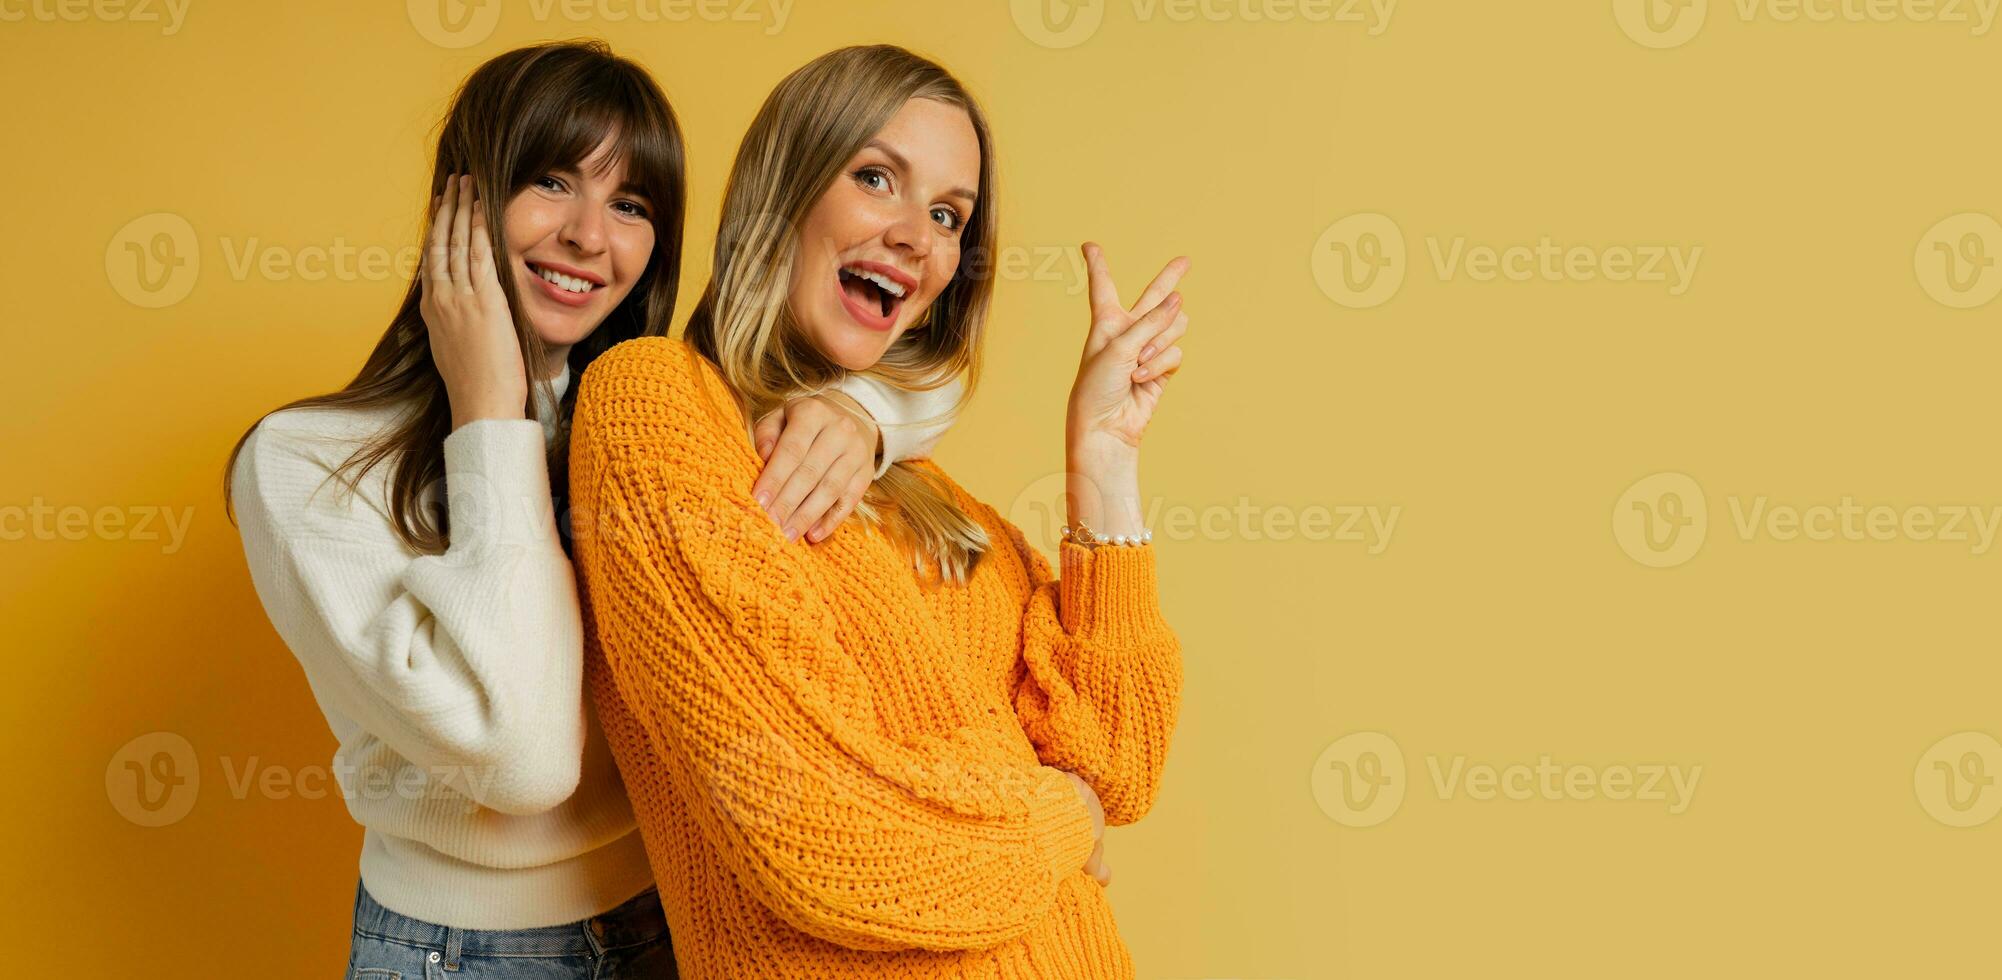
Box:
[421,174,529,431]
[1061,244,1188,538]
[1066,243,1189,457]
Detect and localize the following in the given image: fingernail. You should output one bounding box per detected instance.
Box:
[756,440,772,459]
[1167,292,1182,309]
[1139,344,1155,361]
[783,525,799,543]
[754,489,771,509]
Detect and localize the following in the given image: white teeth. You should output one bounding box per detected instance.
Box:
[535,265,595,293]
[842,266,906,298]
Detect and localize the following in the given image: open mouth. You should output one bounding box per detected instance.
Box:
[837,264,909,326]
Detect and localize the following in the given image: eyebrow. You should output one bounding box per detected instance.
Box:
[865,139,978,206]
[553,162,652,202]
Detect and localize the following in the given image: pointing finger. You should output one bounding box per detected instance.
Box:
[1129,256,1189,316]
[1082,242,1123,324]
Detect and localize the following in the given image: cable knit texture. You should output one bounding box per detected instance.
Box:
[569,337,1183,978]
[230,362,958,930]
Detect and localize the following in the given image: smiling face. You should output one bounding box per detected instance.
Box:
[786,97,981,372]
[502,137,657,366]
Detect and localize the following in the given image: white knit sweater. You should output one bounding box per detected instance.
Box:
[230,364,961,929]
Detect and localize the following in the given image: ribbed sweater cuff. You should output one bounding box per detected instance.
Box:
[1056,540,1169,644]
[440,419,558,554]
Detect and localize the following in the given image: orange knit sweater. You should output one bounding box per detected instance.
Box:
[567,337,1182,978]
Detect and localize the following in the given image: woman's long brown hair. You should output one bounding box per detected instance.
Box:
[222,40,686,553]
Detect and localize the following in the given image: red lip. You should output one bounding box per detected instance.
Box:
[524,259,604,309]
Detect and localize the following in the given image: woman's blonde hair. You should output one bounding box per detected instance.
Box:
[684,44,997,584]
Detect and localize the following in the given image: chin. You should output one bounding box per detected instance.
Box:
[823,335,892,372]
[796,308,893,371]
[528,311,599,350]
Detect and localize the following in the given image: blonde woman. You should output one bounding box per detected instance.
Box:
[569,45,1188,977]
[225,41,959,978]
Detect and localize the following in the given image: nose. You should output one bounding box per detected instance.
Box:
[880,201,933,262]
[560,199,608,256]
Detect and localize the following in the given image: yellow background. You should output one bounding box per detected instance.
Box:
[6,0,2002,976]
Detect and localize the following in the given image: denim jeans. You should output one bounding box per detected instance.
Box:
[345,879,677,979]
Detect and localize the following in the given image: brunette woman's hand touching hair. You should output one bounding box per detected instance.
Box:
[1065,243,1190,538]
[421,174,531,431]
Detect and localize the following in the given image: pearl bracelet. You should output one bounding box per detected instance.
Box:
[1060,521,1154,549]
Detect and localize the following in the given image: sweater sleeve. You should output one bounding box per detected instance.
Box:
[230,414,585,816]
[569,338,1096,953]
[1001,517,1183,827]
[834,371,964,479]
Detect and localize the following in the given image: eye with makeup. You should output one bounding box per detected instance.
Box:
[850,165,964,232]
[530,173,651,221]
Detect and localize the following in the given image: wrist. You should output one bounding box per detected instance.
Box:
[1064,457,1143,538]
[1066,426,1138,466]
[449,388,528,431]
[815,388,883,470]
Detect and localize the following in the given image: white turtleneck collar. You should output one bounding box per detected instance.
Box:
[534,363,572,444]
